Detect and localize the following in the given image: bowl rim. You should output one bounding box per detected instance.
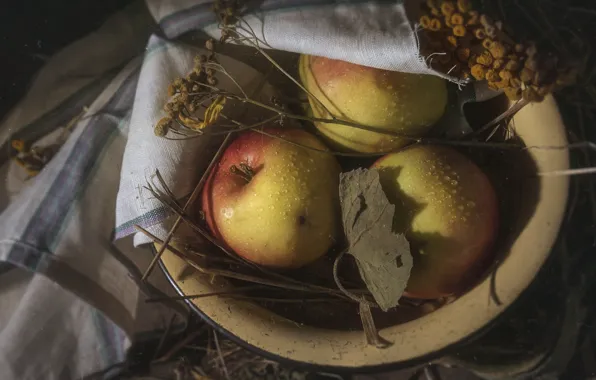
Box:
[156,246,562,374]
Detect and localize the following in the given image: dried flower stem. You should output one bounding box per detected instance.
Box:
[135,225,355,298]
[141,133,234,281]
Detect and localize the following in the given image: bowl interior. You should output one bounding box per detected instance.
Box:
[158,95,569,369]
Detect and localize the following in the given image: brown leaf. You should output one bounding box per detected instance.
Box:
[339,168,413,312]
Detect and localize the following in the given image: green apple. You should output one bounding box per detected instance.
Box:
[373,145,498,298]
[299,54,448,153]
[201,128,340,268]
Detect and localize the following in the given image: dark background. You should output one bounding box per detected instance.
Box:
[0,0,133,120]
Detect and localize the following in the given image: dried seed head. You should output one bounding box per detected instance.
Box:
[451,13,465,25]
[206,68,216,77]
[194,55,207,67]
[482,38,493,50]
[473,28,486,39]
[493,79,509,89]
[489,41,507,58]
[484,25,497,39]
[441,1,456,16]
[499,70,513,81]
[453,25,466,37]
[457,0,471,13]
[471,64,487,80]
[492,59,505,70]
[477,51,494,66]
[444,36,458,50]
[429,18,442,31]
[154,117,172,137]
[207,76,218,86]
[167,84,177,97]
[485,69,500,82]
[467,11,479,25]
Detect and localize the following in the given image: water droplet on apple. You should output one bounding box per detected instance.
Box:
[451,189,457,194]
[458,205,464,211]
[461,216,468,222]
[450,180,458,186]
[221,208,234,219]
[467,201,475,208]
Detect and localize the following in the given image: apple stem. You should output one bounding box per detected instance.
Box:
[230,163,254,183]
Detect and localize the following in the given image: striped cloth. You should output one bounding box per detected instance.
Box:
[0,0,462,379]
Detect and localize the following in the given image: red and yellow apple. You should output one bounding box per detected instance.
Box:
[201,128,340,268]
[299,54,448,153]
[373,145,498,299]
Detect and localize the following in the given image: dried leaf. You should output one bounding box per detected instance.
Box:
[339,168,413,312]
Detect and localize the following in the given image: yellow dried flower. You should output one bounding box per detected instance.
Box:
[451,13,465,25]
[485,69,500,82]
[457,0,471,13]
[485,25,497,39]
[493,59,505,70]
[429,18,442,31]
[441,1,456,16]
[499,70,513,81]
[482,38,493,50]
[445,18,454,28]
[473,28,486,39]
[504,87,522,101]
[11,139,28,153]
[489,41,507,58]
[420,15,432,29]
[453,25,467,37]
[431,7,441,17]
[467,11,479,25]
[446,35,458,48]
[477,51,494,66]
[471,64,487,80]
[154,117,172,137]
[493,79,509,89]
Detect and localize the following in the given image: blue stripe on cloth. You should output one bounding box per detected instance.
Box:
[5,66,140,271]
[112,206,171,240]
[158,0,397,38]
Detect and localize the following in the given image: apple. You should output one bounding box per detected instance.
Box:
[201,128,340,268]
[373,145,498,299]
[299,54,448,153]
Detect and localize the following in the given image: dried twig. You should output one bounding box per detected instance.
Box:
[141,133,234,281]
